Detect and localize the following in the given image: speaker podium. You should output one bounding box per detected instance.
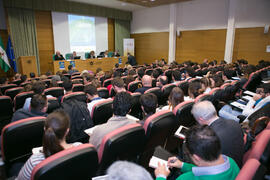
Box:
[18,56,38,77]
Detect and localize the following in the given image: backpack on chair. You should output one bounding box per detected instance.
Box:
[61,99,93,143]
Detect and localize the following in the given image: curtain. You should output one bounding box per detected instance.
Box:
[4,0,132,21]
[115,19,130,56]
[7,8,40,74]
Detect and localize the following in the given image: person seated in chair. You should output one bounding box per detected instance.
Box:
[135,75,152,94]
[139,93,158,125]
[89,92,137,151]
[112,77,128,94]
[156,76,168,88]
[12,94,48,122]
[84,84,104,116]
[87,51,95,59]
[17,110,81,180]
[70,51,80,60]
[113,50,121,57]
[54,51,65,60]
[67,65,78,75]
[154,125,240,180]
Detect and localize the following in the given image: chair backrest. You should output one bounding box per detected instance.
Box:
[195,93,212,103]
[61,92,86,103]
[63,74,71,79]
[109,87,116,97]
[98,123,146,175]
[128,81,142,93]
[72,84,84,92]
[97,88,109,99]
[85,52,90,59]
[0,96,13,131]
[103,78,113,87]
[20,82,31,87]
[260,140,270,167]
[108,51,114,57]
[14,91,34,110]
[11,80,22,86]
[47,97,60,114]
[0,84,17,94]
[42,79,51,87]
[144,87,163,105]
[236,158,267,180]
[243,130,270,164]
[129,92,143,119]
[71,75,82,80]
[1,117,46,170]
[173,100,196,127]
[71,72,81,76]
[65,53,72,60]
[5,87,23,100]
[177,81,189,96]
[44,87,64,97]
[57,81,63,87]
[31,144,99,180]
[91,99,113,125]
[71,79,83,84]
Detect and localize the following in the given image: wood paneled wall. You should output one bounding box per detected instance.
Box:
[131,32,169,65]
[35,11,54,75]
[175,29,226,63]
[233,27,270,64]
[108,18,115,52]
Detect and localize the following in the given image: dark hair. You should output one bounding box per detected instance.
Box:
[63,79,73,92]
[168,87,184,109]
[172,70,181,81]
[21,75,27,82]
[30,94,47,111]
[211,75,224,87]
[140,93,157,115]
[68,65,73,70]
[113,71,122,78]
[113,92,132,116]
[112,77,125,88]
[152,70,160,79]
[125,76,135,86]
[43,110,70,158]
[128,69,136,76]
[32,81,46,94]
[188,79,204,98]
[185,67,195,78]
[223,69,235,79]
[159,76,168,86]
[137,68,145,79]
[0,77,7,84]
[115,63,119,68]
[200,77,211,89]
[185,125,221,162]
[84,84,98,96]
[30,72,36,78]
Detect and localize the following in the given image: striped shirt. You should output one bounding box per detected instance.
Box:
[16,142,82,180]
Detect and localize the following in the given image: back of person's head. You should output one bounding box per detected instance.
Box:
[137,68,145,79]
[32,81,46,94]
[84,84,98,96]
[63,79,73,92]
[113,70,122,78]
[43,110,70,158]
[140,93,157,115]
[191,101,217,123]
[23,84,32,92]
[188,79,204,99]
[185,67,195,78]
[52,75,61,82]
[158,75,168,86]
[211,75,224,87]
[185,125,221,163]
[115,63,119,68]
[113,92,132,116]
[200,77,211,89]
[30,72,36,78]
[30,94,48,112]
[223,68,235,79]
[168,87,184,109]
[152,69,160,79]
[112,77,125,88]
[142,75,152,87]
[172,70,181,81]
[107,161,153,180]
[96,67,102,74]
[0,77,7,85]
[263,83,270,95]
[128,69,136,76]
[125,75,135,86]
[21,75,27,82]
[68,65,73,70]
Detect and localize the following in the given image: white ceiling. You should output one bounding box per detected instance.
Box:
[68,0,146,11]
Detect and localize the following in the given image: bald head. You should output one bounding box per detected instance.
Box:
[142,75,152,87]
[191,101,217,124]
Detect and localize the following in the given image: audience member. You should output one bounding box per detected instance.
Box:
[154,125,240,180]
[84,84,104,116]
[12,94,48,122]
[172,70,181,84]
[140,93,158,125]
[112,77,127,94]
[156,76,168,88]
[29,72,36,79]
[58,79,73,102]
[158,87,184,111]
[107,161,153,180]
[188,79,204,99]
[89,92,137,151]
[0,77,8,85]
[67,65,78,75]
[17,110,81,180]
[191,101,244,167]
[200,77,212,93]
[135,75,152,94]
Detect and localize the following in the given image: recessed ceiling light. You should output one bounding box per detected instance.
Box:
[121,2,126,6]
[150,0,156,1]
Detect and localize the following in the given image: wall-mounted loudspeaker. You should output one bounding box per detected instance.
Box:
[264,25,269,34]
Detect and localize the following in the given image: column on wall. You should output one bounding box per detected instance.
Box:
[168,4,177,64]
[224,0,238,63]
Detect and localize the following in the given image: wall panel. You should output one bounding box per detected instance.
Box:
[175,29,226,63]
[233,27,270,64]
[108,18,115,52]
[131,32,169,65]
[35,11,54,74]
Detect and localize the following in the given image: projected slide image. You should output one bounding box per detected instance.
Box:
[68,14,96,52]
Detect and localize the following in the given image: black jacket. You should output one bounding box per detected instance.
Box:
[11,108,47,122]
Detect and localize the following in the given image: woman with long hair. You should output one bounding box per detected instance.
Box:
[17,110,81,180]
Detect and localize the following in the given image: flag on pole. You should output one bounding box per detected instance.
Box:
[6,36,17,72]
[0,36,10,72]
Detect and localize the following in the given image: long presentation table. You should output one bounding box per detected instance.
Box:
[53,56,128,73]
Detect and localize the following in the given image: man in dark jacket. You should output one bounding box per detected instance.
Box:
[12,94,48,122]
[191,100,244,167]
[126,52,137,66]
